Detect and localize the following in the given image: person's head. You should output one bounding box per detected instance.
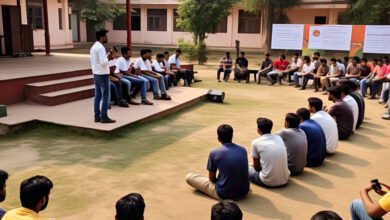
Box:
[163,51,169,59]
[337,79,357,92]
[308,97,323,114]
[279,54,285,61]
[320,58,327,66]
[121,47,131,60]
[175,49,182,57]
[338,84,350,97]
[156,53,165,62]
[311,210,342,220]
[327,86,342,102]
[296,108,311,122]
[115,193,145,220]
[312,55,319,61]
[240,52,245,58]
[256,118,273,135]
[145,49,152,60]
[351,56,360,65]
[293,53,300,61]
[377,59,384,66]
[0,170,8,202]
[382,56,389,64]
[343,56,349,63]
[211,201,243,220]
[20,175,53,213]
[140,49,148,59]
[284,113,301,129]
[313,52,320,59]
[303,56,311,63]
[217,124,233,144]
[226,52,230,58]
[360,58,368,66]
[373,58,379,65]
[336,59,343,64]
[95,29,109,44]
[330,58,337,66]
[265,53,270,60]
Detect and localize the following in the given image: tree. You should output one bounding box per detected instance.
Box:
[338,0,390,25]
[177,0,239,64]
[70,0,125,30]
[242,0,301,53]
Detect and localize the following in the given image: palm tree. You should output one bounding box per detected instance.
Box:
[338,0,390,25]
[242,0,301,53]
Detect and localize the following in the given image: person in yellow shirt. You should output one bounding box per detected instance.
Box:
[2,175,53,220]
[350,181,390,220]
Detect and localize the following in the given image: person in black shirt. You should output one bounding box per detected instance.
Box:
[235,52,249,83]
[257,53,273,84]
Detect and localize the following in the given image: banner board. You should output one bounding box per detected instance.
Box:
[363,26,390,54]
[308,25,352,51]
[271,24,304,50]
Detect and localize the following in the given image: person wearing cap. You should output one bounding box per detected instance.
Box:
[90,29,116,123]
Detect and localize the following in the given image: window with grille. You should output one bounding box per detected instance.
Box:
[238,10,260,34]
[147,9,167,31]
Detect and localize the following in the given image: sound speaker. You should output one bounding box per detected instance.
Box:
[207,89,225,103]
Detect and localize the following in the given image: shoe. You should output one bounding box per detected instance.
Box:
[294,85,300,88]
[129,100,141,105]
[194,79,202,83]
[299,87,306,90]
[154,95,162,100]
[119,100,129,108]
[382,113,390,120]
[218,80,221,83]
[379,100,385,104]
[238,80,241,83]
[161,94,172,100]
[101,118,116,123]
[94,117,101,123]
[142,99,154,105]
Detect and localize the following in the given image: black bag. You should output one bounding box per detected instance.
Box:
[207,89,225,103]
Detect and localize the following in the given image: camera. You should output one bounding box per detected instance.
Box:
[371,179,382,191]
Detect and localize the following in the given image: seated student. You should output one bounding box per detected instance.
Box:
[282,53,303,83]
[308,97,339,154]
[339,84,359,132]
[110,75,129,108]
[186,124,249,200]
[115,47,153,105]
[249,118,290,187]
[294,56,313,87]
[267,54,289,85]
[360,58,376,97]
[326,86,354,140]
[383,96,390,120]
[321,58,341,95]
[276,113,308,176]
[337,59,346,76]
[152,53,175,89]
[257,53,273,84]
[311,211,342,220]
[345,56,362,85]
[217,52,233,82]
[299,56,320,90]
[313,59,330,92]
[368,59,389,99]
[115,193,145,220]
[360,58,372,79]
[340,80,365,129]
[235,52,249,83]
[3,175,53,220]
[168,49,195,87]
[134,49,171,100]
[211,201,243,220]
[0,170,8,219]
[296,108,327,167]
[383,56,390,66]
[350,181,390,220]
[343,56,350,69]
[378,70,390,104]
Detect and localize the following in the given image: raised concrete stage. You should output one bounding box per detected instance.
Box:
[0,87,208,135]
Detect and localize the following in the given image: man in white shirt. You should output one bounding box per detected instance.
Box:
[115,47,153,105]
[249,118,290,187]
[321,58,342,95]
[168,49,195,87]
[152,53,176,89]
[308,97,339,154]
[282,53,302,83]
[89,29,115,123]
[134,49,171,100]
[339,84,359,132]
[293,56,313,87]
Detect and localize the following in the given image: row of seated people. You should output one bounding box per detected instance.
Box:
[108,48,197,108]
[0,171,387,220]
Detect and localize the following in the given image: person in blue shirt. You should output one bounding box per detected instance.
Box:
[186,124,250,200]
[296,108,327,167]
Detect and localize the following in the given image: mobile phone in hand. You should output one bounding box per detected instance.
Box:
[371,179,382,191]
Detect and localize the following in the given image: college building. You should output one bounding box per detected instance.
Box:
[0,0,348,56]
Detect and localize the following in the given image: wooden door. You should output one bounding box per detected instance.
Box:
[2,5,22,56]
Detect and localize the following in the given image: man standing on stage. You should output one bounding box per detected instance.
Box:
[90,29,116,123]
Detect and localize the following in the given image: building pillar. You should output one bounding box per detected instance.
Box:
[62,0,71,44]
[126,0,131,48]
[43,0,50,55]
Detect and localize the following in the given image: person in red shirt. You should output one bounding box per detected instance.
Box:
[267,55,290,85]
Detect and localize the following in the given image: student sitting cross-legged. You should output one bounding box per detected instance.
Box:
[249,118,290,188]
[276,113,308,176]
[186,124,250,200]
[296,108,327,167]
